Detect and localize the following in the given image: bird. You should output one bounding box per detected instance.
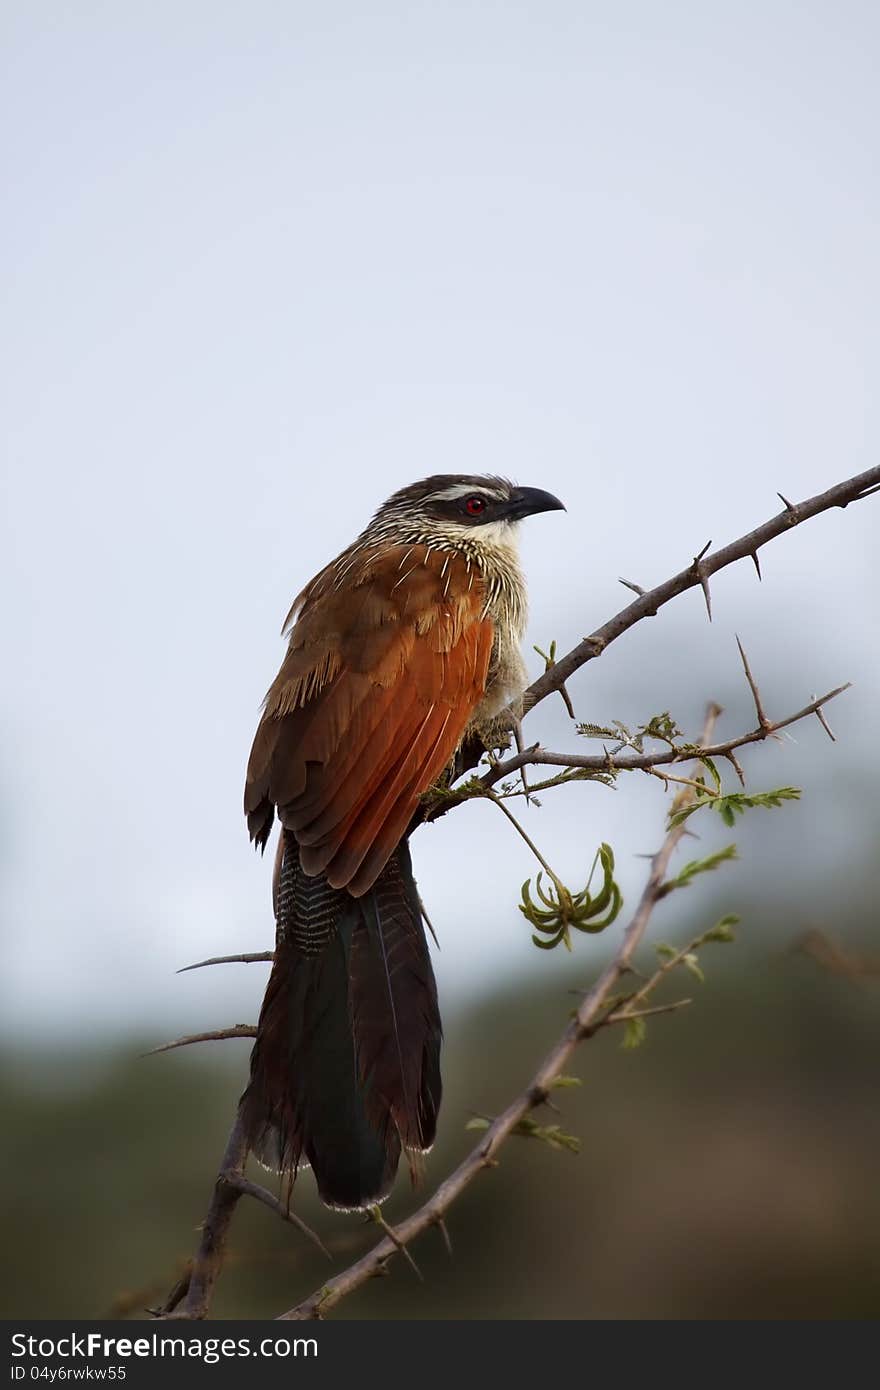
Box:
[240,474,564,1211]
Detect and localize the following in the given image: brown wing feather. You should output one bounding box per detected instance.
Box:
[244,544,493,896]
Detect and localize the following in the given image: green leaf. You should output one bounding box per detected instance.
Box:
[577,721,622,741]
[682,952,705,984]
[702,914,740,944]
[669,785,801,829]
[533,640,559,671]
[549,1075,582,1089]
[640,712,683,745]
[513,1117,581,1154]
[522,843,623,950]
[669,844,738,890]
[464,1117,490,1132]
[621,1016,647,1050]
[700,756,723,794]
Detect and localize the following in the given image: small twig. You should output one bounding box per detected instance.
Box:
[484,789,562,885]
[647,768,717,796]
[735,635,772,732]
[603,997,693,1026]
[145,1025,257,1057]
[724,750,746,786]
[434,1217,454,1257]
[222,1173,330,1259]
[813,702,837,742]
[369,1206,423,1282]
[177,952,274,974]
[533,639,577,718]
[852,480,880,500]
[558,683,576,719]
[419,897,441,949]
[619,577,647,597]
[692,541,713,621]
[511,718,533,800]
[699,575,713,621]
[615,929,713,1019]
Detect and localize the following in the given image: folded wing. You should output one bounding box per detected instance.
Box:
[244,544,493,896]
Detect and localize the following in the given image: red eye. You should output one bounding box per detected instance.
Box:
[464,495,487,516]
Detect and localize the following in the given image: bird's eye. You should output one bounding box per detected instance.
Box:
[464,495,487,516]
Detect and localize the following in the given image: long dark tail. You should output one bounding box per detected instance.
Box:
[240,832,442,1211]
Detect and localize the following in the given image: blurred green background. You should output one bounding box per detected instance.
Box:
[3,849,878,1322]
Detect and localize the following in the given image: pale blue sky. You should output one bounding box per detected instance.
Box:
[2,1,878,1042]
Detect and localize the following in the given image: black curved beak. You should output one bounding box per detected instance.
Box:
[502,486,566,521]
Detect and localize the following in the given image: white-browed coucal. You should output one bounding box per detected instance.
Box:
[241,474,564,1209]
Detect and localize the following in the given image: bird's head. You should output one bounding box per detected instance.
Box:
[364,474,565,548]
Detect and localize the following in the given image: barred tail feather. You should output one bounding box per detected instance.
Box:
[240,834,441,1211]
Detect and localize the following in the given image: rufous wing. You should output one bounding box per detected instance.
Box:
[244,544,493,896]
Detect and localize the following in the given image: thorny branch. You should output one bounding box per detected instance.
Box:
[156,465,879,1321]
[276,706,722,1319]
[519,463,879,714]
[429,676,851,817]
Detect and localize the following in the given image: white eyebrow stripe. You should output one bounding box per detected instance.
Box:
[423,483,507,503]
